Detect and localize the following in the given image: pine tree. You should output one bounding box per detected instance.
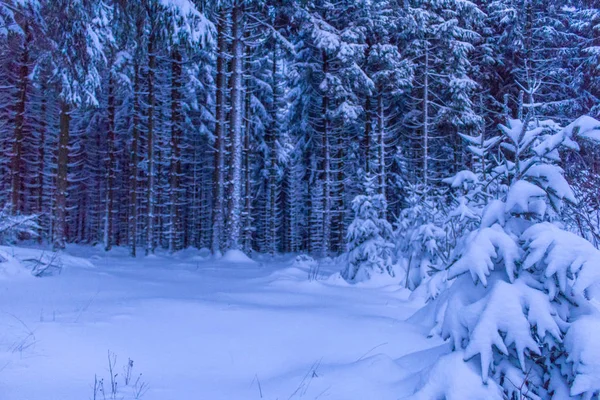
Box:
[44,0,110,249]
[411,113,600,399]
[342,174,395,283]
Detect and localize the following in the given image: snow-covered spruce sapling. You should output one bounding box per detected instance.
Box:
[395,183,448,292]
[410,114,600,399]
[342,175,395,283]
[407,128,504,298]
[443,129,504,243]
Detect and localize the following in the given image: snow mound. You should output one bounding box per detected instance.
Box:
[407,351,503,400]
[292,254,317,269]
[565,315,600,396]
[57,253,95,269]
[268,266,308,281]
[221,249,256,264]
[0,249,28,279]
[0,246,94,277]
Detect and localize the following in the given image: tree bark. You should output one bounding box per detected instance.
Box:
[227,0,244,250]
[211,8,229,254]
[169,48,182,252]
[104,74,116,251]
[11,23,31,215]
[54,101,70,249]
[423,42,429,186]
[377,87,385,198]
[267,44,279,255]
[243,38,253,253]
[146,29,156,255]
[37,74,47,242]
[129,64,141,257]
[321,49,331,256]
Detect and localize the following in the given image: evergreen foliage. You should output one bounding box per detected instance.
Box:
[0,0,599,262]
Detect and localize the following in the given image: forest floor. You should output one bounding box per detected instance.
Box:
[0,245,445,400]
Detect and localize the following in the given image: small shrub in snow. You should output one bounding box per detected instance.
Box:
[411,114,600,399]
[342,176,395,283]
[93,351,149,400]
[293,254,321,281]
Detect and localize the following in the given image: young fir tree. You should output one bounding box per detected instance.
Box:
[395,183,447,291]
[411,113,600,399]
[342,174,395,283]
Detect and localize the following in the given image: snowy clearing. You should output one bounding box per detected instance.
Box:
[0,246,440,400]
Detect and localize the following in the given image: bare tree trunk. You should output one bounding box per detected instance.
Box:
[364,96,372,175]
[146,31,156,255]
[242,40,253,253]
[104,75,116,251]
[377,87,386,199]
[333,132,345,252]
[211,8,228,254]
[54,100,70,249]
[267,44,279,255]
[38,75,47,242]
[11,23,30,215]
[129,64,141,257]
[363,42,372,176]
[321,49,331,256]
[227,0,244,250]
[423,42,429,186]
[169,48,182,252]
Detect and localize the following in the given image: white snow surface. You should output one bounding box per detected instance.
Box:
[0,245,441,400]
[221,248,257,264]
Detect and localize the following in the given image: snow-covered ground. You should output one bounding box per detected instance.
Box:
[0,246,442,400]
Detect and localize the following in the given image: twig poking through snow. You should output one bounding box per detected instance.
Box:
[124,358,134,386]
[355,342,388,362]
[287,358,322,399]
[132,374,149,399]
[250,374,263,398]
[6,313,37,357]
[92,352,149,400]
[107,350,118,399]
[75,289,100,323]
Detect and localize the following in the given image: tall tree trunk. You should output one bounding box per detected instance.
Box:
[37,76,47,242]
[156,108,165,248]
[333,133,345,253]
[423,42,429,186]
[377,87,385,198]
[363,42,372,176]
[212,8,228,255]
[169,48,182,252]
[321,49,331,256]
[242,42,253,253]
[364,95,372,175]
[54,101,70,249]
[11,23,30,215]
[227,0,244,250]
[267,44,279,255]
[104,74,116,251]
[146,32,156,255]
[129,64,141,257]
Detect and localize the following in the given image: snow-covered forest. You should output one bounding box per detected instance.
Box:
[3,0,600,399]
[1,0,598,255]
